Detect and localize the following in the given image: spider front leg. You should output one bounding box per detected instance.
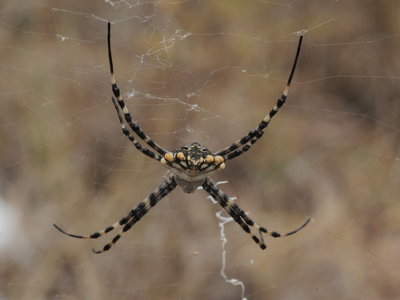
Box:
[107,22,169,158]
[54,176,177,254]
[111,96,162,161]
[202,178,310,249]
[216,35,304,160]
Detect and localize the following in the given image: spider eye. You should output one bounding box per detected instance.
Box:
[219,163,226,169]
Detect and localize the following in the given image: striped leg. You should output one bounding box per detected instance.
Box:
[215,35,304,160]
[111,96,162,161]
[54,176,177,253]
[107,22,168,157]
[92,176,177,254]
[202,178,310,250]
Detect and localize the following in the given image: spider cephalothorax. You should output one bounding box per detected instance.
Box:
[161,142,225,192]
[54,22,310,254]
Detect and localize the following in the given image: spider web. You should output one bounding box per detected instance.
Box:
[1,0,400,299]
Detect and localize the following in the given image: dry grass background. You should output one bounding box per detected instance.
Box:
[0,1,399,299]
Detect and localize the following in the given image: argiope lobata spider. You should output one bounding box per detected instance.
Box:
[54,22,310,254]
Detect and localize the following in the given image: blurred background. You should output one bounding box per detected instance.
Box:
[0,1,399,299]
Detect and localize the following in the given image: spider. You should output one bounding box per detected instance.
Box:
[54,22,310,254]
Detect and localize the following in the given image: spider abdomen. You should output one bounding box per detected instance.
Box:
[160,142,225,192]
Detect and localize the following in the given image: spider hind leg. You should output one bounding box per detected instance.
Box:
[53,216,130,240]
[54,177,177,254]
[202,178,310,249]
[91,176,177,254]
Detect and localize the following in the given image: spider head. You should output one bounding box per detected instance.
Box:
[161,142,225,184]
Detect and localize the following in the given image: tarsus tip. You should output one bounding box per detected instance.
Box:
[53,223,64,233]
[92,248,101,254]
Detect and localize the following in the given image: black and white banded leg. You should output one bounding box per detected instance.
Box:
[54,176,177,254]
[111,96,162,161]
[107,22,169,158]
[216,35,304,160]
[202,178,310,249]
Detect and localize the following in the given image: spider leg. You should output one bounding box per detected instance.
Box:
[202,178,310,249]
[92,176,177,254]
[107,22,169,157]
[54,176,177,253]
[53,214,131,240]
[215,35,304,160]
[202,178,267,249]
[111,96,162,161]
